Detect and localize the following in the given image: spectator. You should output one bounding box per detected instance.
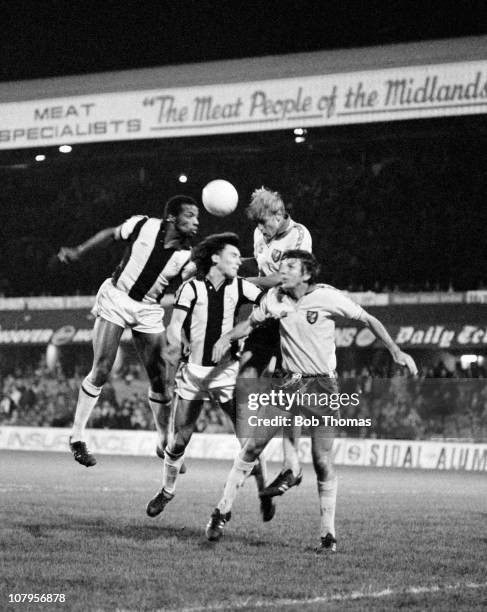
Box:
[0,357,486,441]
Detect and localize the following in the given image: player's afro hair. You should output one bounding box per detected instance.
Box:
[192,232,240,278]
[281,249,320,284]
[164,195,199,221]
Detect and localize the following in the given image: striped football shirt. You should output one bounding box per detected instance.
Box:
[112,216,192,304]
[174,277,263,366]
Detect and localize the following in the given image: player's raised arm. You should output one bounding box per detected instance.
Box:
[323,285,418,376]
[360,311,418,375]
[57,227,119,263]
[328,287,418,376]
[57,215,148,263]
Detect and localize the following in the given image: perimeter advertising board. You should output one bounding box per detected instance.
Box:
[1,427,485,471]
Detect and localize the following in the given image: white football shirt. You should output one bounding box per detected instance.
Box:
[253,217,312,277]
[251,284,366,375]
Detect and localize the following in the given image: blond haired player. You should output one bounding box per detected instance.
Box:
[242,187,311,497]
[206,250,418,550]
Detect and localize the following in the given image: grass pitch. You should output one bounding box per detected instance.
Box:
[0,450,486,611]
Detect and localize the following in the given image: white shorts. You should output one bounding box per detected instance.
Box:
[175,361,239,404]
[92,278,165,334]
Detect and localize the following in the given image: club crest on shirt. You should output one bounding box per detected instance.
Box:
[271,249,282,263]
[306,310,318,324]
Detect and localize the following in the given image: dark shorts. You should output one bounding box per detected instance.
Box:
[235,373,340,438]
[242,318,281,373]
[270,373,340,420]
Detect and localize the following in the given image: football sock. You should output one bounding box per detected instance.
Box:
[250,456,268,491]
[282,434,301,476]
[217,453,256,514]
[148,389,171,448]
[162,449,185,495]
[318,476,338,538]
[71,376,102,441]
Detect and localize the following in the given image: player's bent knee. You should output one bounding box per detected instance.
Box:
[170,432,191,454]
[166,441,186,458]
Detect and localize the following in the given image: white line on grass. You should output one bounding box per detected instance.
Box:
[166,581,487,612]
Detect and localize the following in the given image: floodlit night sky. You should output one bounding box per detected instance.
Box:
[1,0,487,82]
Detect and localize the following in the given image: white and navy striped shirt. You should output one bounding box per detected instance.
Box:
[174,277,263,366]
[112,216,192,304]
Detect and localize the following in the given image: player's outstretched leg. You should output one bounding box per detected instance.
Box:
[147,397,202,516]
[281,425,303,482]
[152,394,187,474]
[232,369,276,522]
[206,508,232,541]
[146,448,184,517]
[69,377,102,466]
[148,389,172,456]
[69,435,97,468]
[317,531,338,554]
[315,476,338,553]
[69,377,102,468]
[312,431,338,554]
[131,331,175,463]
[251,457,275,522]
[206,449,256,541]
[69,318,123,467]
[146,488,175,518]
[259,466,303,498]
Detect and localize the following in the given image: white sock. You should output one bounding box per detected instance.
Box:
[71,376,102,441]
[318,476,338,538]
[282,435,301,476]
[217,453,256,514]
[148,389,171,448]
[162,450,185,495]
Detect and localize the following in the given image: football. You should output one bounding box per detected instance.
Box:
[202,179,238,216]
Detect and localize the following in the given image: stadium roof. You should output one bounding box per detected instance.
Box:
[0,35,485,103]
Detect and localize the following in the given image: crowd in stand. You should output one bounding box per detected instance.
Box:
[1,121,487,440]
[338,363,487,441]
[0,359,233,434]
[1,358,486,441]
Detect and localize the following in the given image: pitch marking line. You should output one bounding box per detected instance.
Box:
[169,581,487,611]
